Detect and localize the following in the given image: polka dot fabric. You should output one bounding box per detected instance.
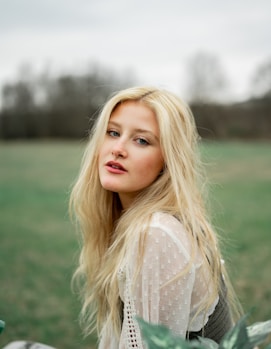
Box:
[99,212,218,349]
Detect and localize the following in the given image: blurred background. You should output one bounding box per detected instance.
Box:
[0,0,270,348]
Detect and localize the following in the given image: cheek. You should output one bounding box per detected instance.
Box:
[140,153,163,178]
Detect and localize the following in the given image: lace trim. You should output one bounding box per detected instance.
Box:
[188,296,219,332]
[124,269,144,349]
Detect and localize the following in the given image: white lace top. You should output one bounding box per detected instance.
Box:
[98,212,219,349]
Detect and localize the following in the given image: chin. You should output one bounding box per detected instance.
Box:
[100,180,120,193]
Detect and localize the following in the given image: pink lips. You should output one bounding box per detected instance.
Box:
[105,161,127,173]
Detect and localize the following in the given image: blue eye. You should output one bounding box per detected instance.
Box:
[107,130,120,137]
[136,138,149,145]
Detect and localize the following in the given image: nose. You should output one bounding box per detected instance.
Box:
[111,139,128,158]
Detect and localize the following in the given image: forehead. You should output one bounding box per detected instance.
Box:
[109,100,158,129]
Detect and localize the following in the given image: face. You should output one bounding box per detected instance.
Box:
[98,100,164,209]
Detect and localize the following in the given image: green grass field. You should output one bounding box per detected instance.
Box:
[0,141,270,349]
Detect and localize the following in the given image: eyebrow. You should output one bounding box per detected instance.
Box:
[108,121,160,141]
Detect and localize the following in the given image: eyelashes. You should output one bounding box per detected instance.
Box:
[136,138,149,146]
[107,130,120,137]
[106,129,150,146]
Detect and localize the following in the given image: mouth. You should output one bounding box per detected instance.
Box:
[106,161,127,172]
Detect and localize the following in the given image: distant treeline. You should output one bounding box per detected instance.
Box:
[0,66,270,140]
[192,97,271,139]
[0,66,133,139]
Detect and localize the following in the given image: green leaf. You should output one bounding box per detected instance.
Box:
[219,316,252,349]
[197,337,218,349]
[136,317,190,349]
[0,320,5,334]
[135,315,271,349]
[247,320,271,347]
[136,317,209,349]
[188,339,213,349]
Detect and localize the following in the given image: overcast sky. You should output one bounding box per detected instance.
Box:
[1,0,271,102]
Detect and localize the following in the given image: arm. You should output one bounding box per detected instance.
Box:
[119,217,196,348]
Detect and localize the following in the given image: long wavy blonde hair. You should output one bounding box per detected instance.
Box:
[70,86,240,338]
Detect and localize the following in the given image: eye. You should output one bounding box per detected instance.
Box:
[136,137,149,146]
[107,130,120,137]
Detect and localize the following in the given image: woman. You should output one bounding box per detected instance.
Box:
[69,86,241,349]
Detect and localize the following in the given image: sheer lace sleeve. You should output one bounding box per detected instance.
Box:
[119,212,198,349]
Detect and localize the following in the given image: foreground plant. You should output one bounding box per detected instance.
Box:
[0,320,5,334]
[136,315,271,349]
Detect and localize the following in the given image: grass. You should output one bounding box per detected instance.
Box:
[202,141,271,323]
[0,140,270,348]
[0,141,93,349]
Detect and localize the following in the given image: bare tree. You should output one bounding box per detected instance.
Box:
[0,61,136,139]
[250,57,271,98]
[185,51,228,104]
[1,73,37,138]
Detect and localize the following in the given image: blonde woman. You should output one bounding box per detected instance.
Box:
[70,86,240,349]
